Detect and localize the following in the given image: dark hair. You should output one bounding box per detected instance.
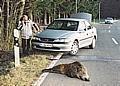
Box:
[20,16,23,21]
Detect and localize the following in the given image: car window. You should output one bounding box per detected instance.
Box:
[84,21,92,30]
[46,20,79,31]
[47,20,63,29]
[107,18,113,20]
[84,21,90,26]
[106,17,113,20]
[79,21,86,31]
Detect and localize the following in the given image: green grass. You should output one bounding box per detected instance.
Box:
[0,51,58,86]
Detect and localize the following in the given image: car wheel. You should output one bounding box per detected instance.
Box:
[89,38,96,49]
[69,41,79,55]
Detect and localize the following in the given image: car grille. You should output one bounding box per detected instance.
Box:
[41,38,55,42]
[32,37,66,44]
[32,37,55,42]
[35,45,60,50]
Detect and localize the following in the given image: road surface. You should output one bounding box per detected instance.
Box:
[40,21,120,86]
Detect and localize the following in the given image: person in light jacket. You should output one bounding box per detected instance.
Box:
[18,15,39,55]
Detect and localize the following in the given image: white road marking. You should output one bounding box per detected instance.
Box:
[33,53,63,86]
[108,30,111,33]
[108,25,112,29]
[79,56,120,62]
[112,38,118,45]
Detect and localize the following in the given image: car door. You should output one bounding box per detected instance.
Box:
[78,21,88,48]
[84,21,94,46]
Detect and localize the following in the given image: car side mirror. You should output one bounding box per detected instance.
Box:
[87,26,92,30]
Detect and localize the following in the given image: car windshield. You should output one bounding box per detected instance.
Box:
[106,18,113,20]
[46,20,79,31]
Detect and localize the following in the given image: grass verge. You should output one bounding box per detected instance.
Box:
[0,51,58,86]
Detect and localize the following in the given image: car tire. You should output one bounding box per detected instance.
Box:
[89,38,96,49]
[69,41,79,55]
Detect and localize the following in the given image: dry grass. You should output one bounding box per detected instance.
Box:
[0,51,58,86]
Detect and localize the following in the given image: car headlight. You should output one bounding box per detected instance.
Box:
[32,37,36,40]
[54,38,71,42]
[32,37,41,41]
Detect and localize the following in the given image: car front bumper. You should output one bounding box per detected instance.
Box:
[32,42,73,51]
[105,21,113,24]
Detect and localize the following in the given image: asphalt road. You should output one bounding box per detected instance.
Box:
[41,21,120,86]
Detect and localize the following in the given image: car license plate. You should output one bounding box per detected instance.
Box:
[39,43,52,47]
[45,44,53,47]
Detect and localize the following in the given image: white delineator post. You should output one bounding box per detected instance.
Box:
[14,29,20,67]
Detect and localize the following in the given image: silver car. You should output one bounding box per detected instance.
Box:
[105,17,114,24]
[32,18,97,55]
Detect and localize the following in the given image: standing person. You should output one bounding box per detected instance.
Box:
[18,15,39,55]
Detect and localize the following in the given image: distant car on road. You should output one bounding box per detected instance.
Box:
[32,18,97,55]
[105,17,114,24]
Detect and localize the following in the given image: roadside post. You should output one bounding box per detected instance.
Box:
[14,28,20,67]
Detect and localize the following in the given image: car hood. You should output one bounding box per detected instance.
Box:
[36,29,75,39]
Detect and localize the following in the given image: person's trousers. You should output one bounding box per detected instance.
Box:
[22,38,30,54]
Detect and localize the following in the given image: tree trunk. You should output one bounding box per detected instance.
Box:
[39,18,41,24]
[44,10,47,25]
[51,16,54,23]
[0,1,4,37]
[63,12,66,18]
[66,14,68,18]
[53,9,55,20]
[58,10,61,18]
[3,0,9,40]
[53,3,56,20]
[24,0,31,19]
[24,0,36,20]
[48,14,51,24]
[16,0,25,26]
